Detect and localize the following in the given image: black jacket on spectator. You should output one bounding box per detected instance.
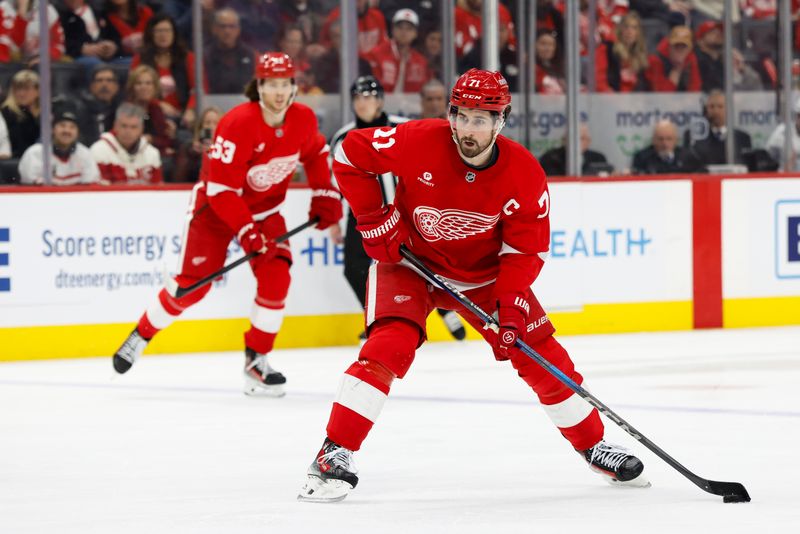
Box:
[632,145,700,174]
[74,91,119,147]
[695,48,724,92]
[1,107,39,159]
[539,146,611,177]
[204,40,255,94]
[684,127,752,167]
[59,4,115,59]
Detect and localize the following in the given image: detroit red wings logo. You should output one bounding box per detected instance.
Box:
[413,206,500,242]
[246,153,299,192]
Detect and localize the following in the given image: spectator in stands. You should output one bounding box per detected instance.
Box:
[132,13,205,128]
[59,0,118,69]
[91,102,163,184]
[537,0,564,49]
[277,24,313,82]
[420,27,442,81]
[204,8,255,95]
[595,11,650,93]
[19,108,100,185]
[454,0,516,58]
[172,106,221,183]
[125,64,175,157]
[103,0,153,59]
[0,113,10,159]
[535,30,566,94]
[366,8,431,94]
[419,78,447,119]
[732,48,762,91]
[226,0,282,53]
[1,69,39,159]
[319,0,388,57]
[694,20,723,92]
[75,64,121,147]
[685,90,751,168]
[645,25,701,92]
[458,14,519,91]
[161,0,214,45]
[632,119,699,174]
[0,0,65,64]
[279,0,326,51]
[539,123,612,176]
[311,19,373,93]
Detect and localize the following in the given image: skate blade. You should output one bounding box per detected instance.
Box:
[243,376,286,398]
[297,476,352,503]
[590,466,651,488]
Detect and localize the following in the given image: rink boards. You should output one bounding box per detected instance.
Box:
[1,175,799,360]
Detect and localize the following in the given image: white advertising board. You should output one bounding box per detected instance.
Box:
[0,190,360,328]
[0,182,693,329]
[538,180,693,310]
[722,178,800,297]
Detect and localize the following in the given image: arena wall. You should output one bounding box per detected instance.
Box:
[1,175,798,361]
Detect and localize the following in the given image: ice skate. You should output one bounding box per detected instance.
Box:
[298,438,359,503]
[112,328,148,374]
[244,348,286,397]
[580,439,650,487]
[438,309,466,340]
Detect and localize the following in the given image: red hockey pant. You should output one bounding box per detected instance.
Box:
[326,262,604,451]
[136,204,293,355]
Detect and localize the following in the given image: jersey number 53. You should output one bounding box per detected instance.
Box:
[209,136,237,164]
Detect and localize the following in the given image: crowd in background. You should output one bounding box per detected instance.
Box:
[0,0,797,184]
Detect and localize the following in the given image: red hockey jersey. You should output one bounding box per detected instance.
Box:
[198,101,332,233]
[333,119,550,296]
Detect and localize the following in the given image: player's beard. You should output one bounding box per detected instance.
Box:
[458,135,489,158]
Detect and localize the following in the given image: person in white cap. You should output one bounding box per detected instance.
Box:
[364,8,431,94]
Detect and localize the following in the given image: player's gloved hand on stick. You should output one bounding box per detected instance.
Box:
[238,222,273,256]
[356,204,409,263]
[309,188,343,229]
[494,293,530,358]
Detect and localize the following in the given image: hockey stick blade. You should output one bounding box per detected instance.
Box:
[173,217,319,299]
[398,245,751,503]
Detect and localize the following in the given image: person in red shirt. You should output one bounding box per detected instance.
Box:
[103,0,152,58]
[645,25,701,93]
[454,0,516,58]
[112,53,343,397]
[319,0,388,57]
[365,8,431,94]
[297,69,649,503]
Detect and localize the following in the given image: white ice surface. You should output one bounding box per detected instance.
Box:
[1,327,799,534]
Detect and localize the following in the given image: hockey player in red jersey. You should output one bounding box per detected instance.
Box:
[298,68,649,502]
[112,52,342,397]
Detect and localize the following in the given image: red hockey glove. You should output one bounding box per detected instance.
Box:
[356,204,409,263]
[494,293,530,358]
[309,189,343,230]
[237,223,270,255]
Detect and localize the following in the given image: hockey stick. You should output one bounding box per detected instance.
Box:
[170,217,319,299]
[398,245,751,503]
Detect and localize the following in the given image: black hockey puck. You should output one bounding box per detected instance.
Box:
[723,495,751,503]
